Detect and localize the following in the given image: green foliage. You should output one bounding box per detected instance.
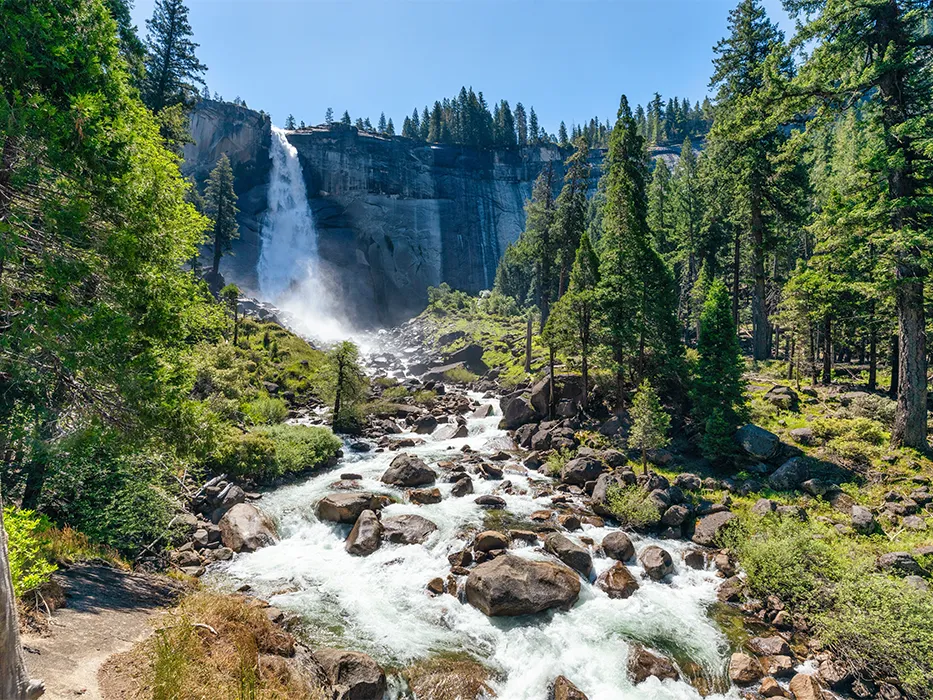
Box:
[321,341,367,430]
[443,367,479,384]
[605,485,660,529]
[627,379,671,468]
[214,425,341,483]
[427,284,474,315]
[545,448,576,477]
[811,417,886,445]
[142,0,207,113]
[3,507,58,598]
[692,279,748,456]
[243,395,288,425]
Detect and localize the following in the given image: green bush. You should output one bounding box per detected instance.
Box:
[214,431,277,480]
[605,485,661,529]
[816,571,933,699]
[545,448,576,477]
[214,425,341,482]
[811,416,885,444]
[443,366,479,384]
[243,395,288,424]
[381,385,409,401]
[847,394,896,427]
[3,506,57,597]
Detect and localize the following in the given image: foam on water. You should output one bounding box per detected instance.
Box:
[208,394,739,699]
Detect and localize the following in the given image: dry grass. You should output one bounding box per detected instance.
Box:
[402,654,497,700]
[105,592,327,700]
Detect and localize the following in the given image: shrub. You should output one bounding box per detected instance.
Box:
[605,485,661,529]
[243,395,288,424]
[848,394,896,427]
[214,431,277,481]
[3,507,58,597]
[700,408,737,460]
[811,416,885,444]
[256,424,342,476]
[545,448,576,477]
[411,389,437,406]
[443,366,479,384]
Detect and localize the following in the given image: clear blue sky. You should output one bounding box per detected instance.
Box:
[130,0,793,133]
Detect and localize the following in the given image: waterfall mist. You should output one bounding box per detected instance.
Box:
[258,126,351,344]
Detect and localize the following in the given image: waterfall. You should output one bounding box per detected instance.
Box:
[258,126,348,343]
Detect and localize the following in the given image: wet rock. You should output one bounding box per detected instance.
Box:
[561,456,606,486]
[596,562,640,599]
[435,423,469,440]
[218,503,277,553]
[627,645,680,684]
[409,487,442,505]
[691,511,736,546]
[788,672,823,700]
[818,659,851,689]
[551,675,588,700]
[413,415,438,434]
[523,451,543,470]
[735,424,781,461]
[729,652,763,685]
[601,531,635,562]
[474,495,506,509]
[465,554,580,616]
[761,655,794,678]
[345,510,382,556]
[317,492,386,524]
[683,549,705,569]
[638,545,673,580]
[499,393,540,429]
[544,533,593,577]
[381,514,438,545]
[760,676,787,697]
[472,404,493,419]
[717,576,743,602]
[381,453,437,487]
[426,577,445,595]
[314,648,387,700]
[557,513,581,531]
[474,530,510,552]
[448,548,473,567]
[451,476,474,497]
[748,636,792,657]
[769,457,810,491]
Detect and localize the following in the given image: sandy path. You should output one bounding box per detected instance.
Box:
[21,563,184,699]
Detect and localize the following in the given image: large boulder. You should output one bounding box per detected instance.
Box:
[561,456,606,486]
[382,514,437,544]
[768,457,810,491]
[218,503,277,553]
[601,531,635,562]
[596,562,640,599]
[434,423,469,441]
[499,393,541,430]
[788,673,824,700]
[691,511,737,546]
[749,636,792,657]
[314,648,387,700]
[345,510,382,556]
[544,533,593,577]
[530,374,586,417]
[474,530,510,552]
[381,453,436,487]
[465,554,580,616]
[851,505,876,534]
[317,492,386,524]
[638,546,673,581]
[627,645,679,684]
[729,653,763,685]
[444,343,488,375]
[412,414,438,434]
[735,424,781,461]
[551,675,588,700]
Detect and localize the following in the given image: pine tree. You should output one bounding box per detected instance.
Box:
[220,283,240,345]
[142,0,206,113]
[524,163,558,324]
[628,379,671,474]
[670,136,704,337]
[204,155,239,276]
[514,102,528,146]
[285,114,296,130]
[378,112,387,133]
[784,0,933,449]
[341,110,351,126]
[401,116,415,138]
[558,121,569,147]
[647,159,673,257]
[385,118,395,136]
[529,107,539,145]
[552,137,591,298]
[692,278,747,458]
[325,107,334,124]
[324,341,367,432]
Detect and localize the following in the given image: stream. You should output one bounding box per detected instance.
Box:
[208,389,740,700]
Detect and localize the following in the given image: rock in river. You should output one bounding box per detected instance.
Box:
[601,531,635,562]
[381,453,436,487]
[628,645,680,683]
[596,562,639,599]
[638,545,673,580]
[218,503,277,553]
[381,514,437,544]
[345,510,382,556]
[544,533,593,578]
[465,554,580,616]
[317,492,386,524]
[314,648,387,700]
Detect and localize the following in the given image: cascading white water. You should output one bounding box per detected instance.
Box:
[207,394,741,700]
[258,127,349,343]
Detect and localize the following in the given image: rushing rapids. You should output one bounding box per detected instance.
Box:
[208,391,740,699]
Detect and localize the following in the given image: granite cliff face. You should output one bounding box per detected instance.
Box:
[183,101,586,327]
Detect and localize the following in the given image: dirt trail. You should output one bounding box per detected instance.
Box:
[21,563,184,700]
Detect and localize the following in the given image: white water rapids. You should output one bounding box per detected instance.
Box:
[208,393,740,700]
[258,126,351,343]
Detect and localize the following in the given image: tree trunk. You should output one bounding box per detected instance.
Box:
[822,314,832,385]
[892,261,927,449]
[890,334,899,398]
[787,335,795,380]
[731,228,740,327]
[547,346,556,419]
[0,499,45,699]
[751,197,768,360]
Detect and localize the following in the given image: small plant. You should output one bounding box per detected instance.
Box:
[243,395,288,424]
[3,506,58,598]
[545,448,576,477]
[443,366,479,384]
[605,485,660,529]
[627,379,671,474]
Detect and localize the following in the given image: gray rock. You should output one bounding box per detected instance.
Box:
[561,456,606,486]
[465,554,581,616]
[317,492,386,524]
[474,494,506,508]
[673,473,702,491]
[789,427,815,445]
[601,531,635,562]
[596,562,640,599]
[381,453,436,487]
[748,636,792,657]
[877,551,924,576]
[408,487,442,505]
[768,457,810,491]
[218,503,277,553]
[381,514,437,544]
[314,648,387,700]
[345,510,382,556]
[628,645,679,684]
[434,422,469,440]
[544,533,593,577]
[752,498,777,516]
[499,393,540,430]
[450,476,474,497]
[661,504,689,527]
[412,414,438,434]
[851,505,875,534]
[638,545,673,580]
[692,511,736,546]
[735,424,781,461]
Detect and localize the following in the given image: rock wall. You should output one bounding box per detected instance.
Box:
[183,101,597,327]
